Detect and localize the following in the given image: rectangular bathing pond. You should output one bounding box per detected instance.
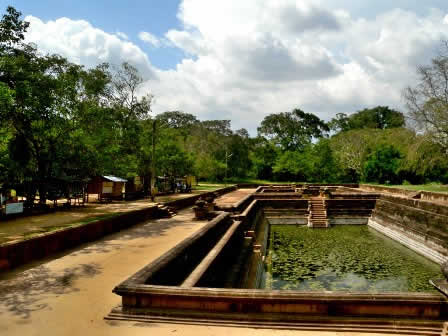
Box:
[109,202,448,331]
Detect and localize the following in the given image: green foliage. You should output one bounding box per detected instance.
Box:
[271,140,342,183]
[0,6,29,51]
[403,137,448,183]
[307,139,341,183]
[273,150,310,181]
[258,108,329,151]
[249,137,277,180]
[329,128,418,183]
[329,106,405,133]
[363,144,403,184]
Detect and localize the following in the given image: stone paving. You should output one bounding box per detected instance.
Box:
[215,188,254,208]
[0,188,407,336]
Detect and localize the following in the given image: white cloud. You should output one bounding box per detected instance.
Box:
[22,2,448,134]
[24,16,156,79]
[151,1,448,132]
[116,31,128,40]
[444,14,448,24]
[138,31,161,47]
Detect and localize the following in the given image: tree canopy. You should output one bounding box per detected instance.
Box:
[403,42,448,151]
[329,106,405,133]
[1,6,448,192]
[258,108,329,151]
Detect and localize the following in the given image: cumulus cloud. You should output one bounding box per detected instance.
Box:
[22,2,448,133]
[138,31,161,47]
[24,16,156,79]
[444,14,448,24]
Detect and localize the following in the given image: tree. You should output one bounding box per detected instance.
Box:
[258,108,329,151]
[109,62,153,120]
[328,113,350,132]
[363,144,403,184]
[0,7,155,201]
[307,139,341,183]
[329,106,405,133]
[403,42,448,151]
[1,28,89,200]
[156,140,193,177]
[273,150,310,181]
[403,136,448,183]
[250,136,277,180]
[329,130,370,180]
[0,6,29,52]
[156,111,199,129]
[200,120,233,136]
[227,130,252,178]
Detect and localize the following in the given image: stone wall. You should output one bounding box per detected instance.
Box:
[369,195,448,264]
[420,190,448,203]
[359,184,416,197]
[143,213,232,286]
[165,185,237,210]
[359,184,448,203]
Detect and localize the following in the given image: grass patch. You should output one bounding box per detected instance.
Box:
[193,183,228,191]
[372,183,448,193]
[14,213,122,243]
[195,179,302,187]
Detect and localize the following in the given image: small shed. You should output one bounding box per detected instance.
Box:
[87,175,127,201]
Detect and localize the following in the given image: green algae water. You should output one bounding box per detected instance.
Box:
[264,225,443,292]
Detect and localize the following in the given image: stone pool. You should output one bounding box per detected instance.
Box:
[107,185,448,334]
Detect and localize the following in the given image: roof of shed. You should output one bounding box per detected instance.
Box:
[103,175,127,182]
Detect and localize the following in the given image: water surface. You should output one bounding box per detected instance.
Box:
[264,225,442,292]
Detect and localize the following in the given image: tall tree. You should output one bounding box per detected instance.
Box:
[403,42,448,151]
[329,106,405,133]
[258,108,329,151]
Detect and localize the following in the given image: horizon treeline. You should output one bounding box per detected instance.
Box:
[1,6,448,192]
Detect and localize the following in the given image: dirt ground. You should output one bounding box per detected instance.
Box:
[0,188,424,335]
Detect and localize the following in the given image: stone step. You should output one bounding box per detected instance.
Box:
[106,312,445,336]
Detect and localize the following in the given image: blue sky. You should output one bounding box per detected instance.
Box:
[2,1,448,133]
[4,0,184,69]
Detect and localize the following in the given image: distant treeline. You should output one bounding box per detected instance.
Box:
[1,6,448,200]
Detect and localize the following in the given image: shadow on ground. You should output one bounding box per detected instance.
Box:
[0,263,102,319]
[0,210,200,320]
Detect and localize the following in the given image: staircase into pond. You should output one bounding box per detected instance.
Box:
[308,197,329,228]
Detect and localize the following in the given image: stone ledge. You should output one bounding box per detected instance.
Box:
[368,219,447,265]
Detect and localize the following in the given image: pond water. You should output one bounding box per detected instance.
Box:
[263,225,443,292]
